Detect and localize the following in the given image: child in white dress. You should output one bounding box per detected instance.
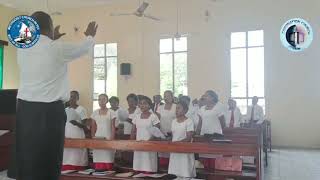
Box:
[125,93,141,136]
[131,96,160,173]
[156,90,176,168]
[62,107,88,171]
[168,101,196,179]
[196,90,226,170]
[90,94,116,171]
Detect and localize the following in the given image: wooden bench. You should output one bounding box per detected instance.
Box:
[62,139,262,180]
[0,89,18,177]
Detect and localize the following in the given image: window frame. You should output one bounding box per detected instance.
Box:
[230,30,265,113]
[159,37,188,95]
[93,43,118,101]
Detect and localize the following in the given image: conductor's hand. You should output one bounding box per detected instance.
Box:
[53,25,66,40]
[84,21,98,37]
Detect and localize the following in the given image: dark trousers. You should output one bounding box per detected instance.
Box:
[16,99,66,180]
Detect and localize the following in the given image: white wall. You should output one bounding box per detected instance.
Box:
[2,0,320,148]
[0,5,22,89]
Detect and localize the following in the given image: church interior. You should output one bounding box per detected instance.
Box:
[0,0,319,180]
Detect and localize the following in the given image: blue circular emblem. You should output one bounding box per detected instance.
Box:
[7,15,40,49]
[280,18,313,52]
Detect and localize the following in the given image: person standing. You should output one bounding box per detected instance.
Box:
[16,11,98,180]
[246,96,264,124]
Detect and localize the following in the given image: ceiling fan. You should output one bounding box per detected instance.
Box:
[110,1,161,21]
[161,0,189,40]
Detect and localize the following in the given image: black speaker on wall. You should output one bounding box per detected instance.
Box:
[120,63,131,75]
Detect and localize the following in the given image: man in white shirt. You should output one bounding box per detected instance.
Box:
[16,11,98,180]
[225,99,242,128]
[246,96,264,124]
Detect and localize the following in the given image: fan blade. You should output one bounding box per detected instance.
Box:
[143,14,161,21]
[110,12,134,16]
[136,2,149,14]
[51,11,62,16]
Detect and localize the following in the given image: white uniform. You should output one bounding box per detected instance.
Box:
[124,108,141,135]
[91,109,116,163]
[110,107,126,128]
[224,107,242,128]
[168,118,196,178]
[133,113,160,172]
[158,104,176,158]
[186,104,200,130]
[246,105,264,122]
[158,104,176,134]
[63,108,88,166]
[198,103,225,158]
[198,103,225,136]
[74,105,88,121]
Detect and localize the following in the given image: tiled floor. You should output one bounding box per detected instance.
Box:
[264,149,320,180]
[1,149,320,180]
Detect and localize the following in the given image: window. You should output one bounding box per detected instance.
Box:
[93,43,118,110]
[160,37,188,96]
[0,46,3,89]
[230,30,265,114]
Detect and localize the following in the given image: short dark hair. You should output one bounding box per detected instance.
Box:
[179,95,191,104]
[127,93,138,102]
[109,96,119,103]
[31,11,52,32]
[178,101,189,112]
[99,94,108,100]
[139,96,153,108]
[206,90,219,103]
[164,90,174,98]
[137,95,144,101]
[71,90,79,99]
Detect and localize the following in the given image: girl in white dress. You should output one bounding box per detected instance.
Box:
[90,94,116,171]
[62,107,88,171]
[124,93,141,136]
[131,96,160,173]
[156,90,176,168]
[168,101,196,179]
[196,90,226,170]
[68,91,89,122]
[109,96,127,129]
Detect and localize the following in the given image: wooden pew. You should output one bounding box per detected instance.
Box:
[0,89,17,172]
[62,139,262,180]
[223,126,268,166]
[0,131,13,171]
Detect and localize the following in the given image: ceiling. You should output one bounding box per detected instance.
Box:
[0,0,130,13]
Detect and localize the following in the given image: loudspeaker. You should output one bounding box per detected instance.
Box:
[120,63,131,75]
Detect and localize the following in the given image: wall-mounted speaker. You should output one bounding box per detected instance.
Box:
[120,63,131,75]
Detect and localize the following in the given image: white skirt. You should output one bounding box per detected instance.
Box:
[63,122,88,166]
[133,151,158,172]
[93,149,115,163]
[169,153,196,178]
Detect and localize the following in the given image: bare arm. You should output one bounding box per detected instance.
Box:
[155,112,161,120]
[196,115,202,135]
[90,119,97,138]
[130,124,137,140]
[219,115,226,129]
[111,118,116,140]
